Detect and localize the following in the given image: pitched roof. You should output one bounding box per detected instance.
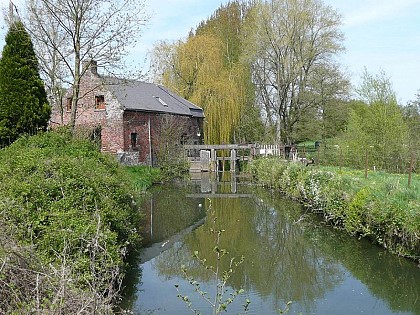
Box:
[104,78,204,118]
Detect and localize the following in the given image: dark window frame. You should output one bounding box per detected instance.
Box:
[95,95,106,110]
[130,132,138,148]
[66,97,72,112]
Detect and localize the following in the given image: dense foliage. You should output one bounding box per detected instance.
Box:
[403,92,420,150]
[250,158,420,261]
[0,21,50,146]
[152,0,348,145]
[0,130,143,314]
[337,70,409,172]
[151,1,264,145]
[150,1,419,149]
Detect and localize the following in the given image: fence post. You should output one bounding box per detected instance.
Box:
[408,153,414,187]
[365,148,368,179]
[317,147,320,165]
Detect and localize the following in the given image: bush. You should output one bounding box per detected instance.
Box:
[250,159,420,261]
[0,129,143,314]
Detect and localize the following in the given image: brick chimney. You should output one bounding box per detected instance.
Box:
[82,60,98,76]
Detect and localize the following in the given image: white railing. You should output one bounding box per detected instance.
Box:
[257,144,284,157]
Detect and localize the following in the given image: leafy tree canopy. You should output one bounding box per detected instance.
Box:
[342,70,409,171]
[152,1,264,145]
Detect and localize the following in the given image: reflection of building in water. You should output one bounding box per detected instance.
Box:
[189,172,252,197]
[140,186,205,246]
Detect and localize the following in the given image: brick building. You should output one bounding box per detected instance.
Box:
[50,61,204,165]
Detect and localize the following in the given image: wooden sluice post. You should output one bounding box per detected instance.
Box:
[230,149,236,172]
[210,149,217,172]
[222,155,225,172]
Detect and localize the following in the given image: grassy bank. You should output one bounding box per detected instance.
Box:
[0,130,156,314]
[249,158,420,261]
[125,164,161,191]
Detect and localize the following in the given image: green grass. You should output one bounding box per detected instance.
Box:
[319,166,420,196]
[250,158,420,261]
[125,165,162,191]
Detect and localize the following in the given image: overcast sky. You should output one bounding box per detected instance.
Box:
[1,0,419,104]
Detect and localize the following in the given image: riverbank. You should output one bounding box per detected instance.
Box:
[0,130,158,314]
[249,158,420,262]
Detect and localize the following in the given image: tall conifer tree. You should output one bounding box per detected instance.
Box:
[0,21,50,146]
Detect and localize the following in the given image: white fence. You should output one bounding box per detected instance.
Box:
[257,144,284,157]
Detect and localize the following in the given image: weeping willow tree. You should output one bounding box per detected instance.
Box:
[152,34,246,145]
[151,1,261,145]
[189,63,247,145]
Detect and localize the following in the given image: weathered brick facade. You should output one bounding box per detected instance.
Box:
[50,61,204,166]
[122,111,202,165]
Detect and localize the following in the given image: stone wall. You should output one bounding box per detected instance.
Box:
[101,90,124,153]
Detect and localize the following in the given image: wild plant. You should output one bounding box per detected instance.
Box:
[175,199,250,315]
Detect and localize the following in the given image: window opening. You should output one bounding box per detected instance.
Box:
[131,132,138,148]
[95,95,105,109]
[66,97,72,111]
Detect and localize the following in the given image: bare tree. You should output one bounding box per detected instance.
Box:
[153,114,190,177]
[26,0,68,124]
[306,62,350,142]
[245,0,344,143]
[26,0,148,128]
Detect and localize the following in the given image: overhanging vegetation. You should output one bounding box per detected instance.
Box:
[0,129,148,314]
[250,158,420,261]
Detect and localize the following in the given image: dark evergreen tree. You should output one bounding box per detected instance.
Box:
[0,21,50,146]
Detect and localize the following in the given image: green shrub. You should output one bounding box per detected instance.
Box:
[345,187,372,235]
[0,129,144,313]
[250,159,420,261]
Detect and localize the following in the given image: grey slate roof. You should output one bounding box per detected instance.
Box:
[104,79,204,118]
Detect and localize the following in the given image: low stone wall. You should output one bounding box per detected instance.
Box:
[116,151,140,166]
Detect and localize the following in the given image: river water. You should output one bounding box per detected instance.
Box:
[121,172,420,315]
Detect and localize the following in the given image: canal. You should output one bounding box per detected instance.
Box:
[121,172,420,315]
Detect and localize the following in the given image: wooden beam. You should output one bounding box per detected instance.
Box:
[184,144,254,150]
[186,194,253,199]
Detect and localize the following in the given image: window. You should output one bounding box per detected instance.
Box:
[180,133,187,145]
[154,96,168,107]
[130,132,138,148]
[95,95,105,109]
[66,97,72,111]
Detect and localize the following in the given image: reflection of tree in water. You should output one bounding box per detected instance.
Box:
[119,258,143,311]
[305,219,420,314]
[244,191,343,312]
[153,241,211,282]
[152,189,343,313]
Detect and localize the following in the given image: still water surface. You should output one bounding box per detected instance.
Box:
[122,173,420,315]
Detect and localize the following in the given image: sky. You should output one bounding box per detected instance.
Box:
[0,0,419,104]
